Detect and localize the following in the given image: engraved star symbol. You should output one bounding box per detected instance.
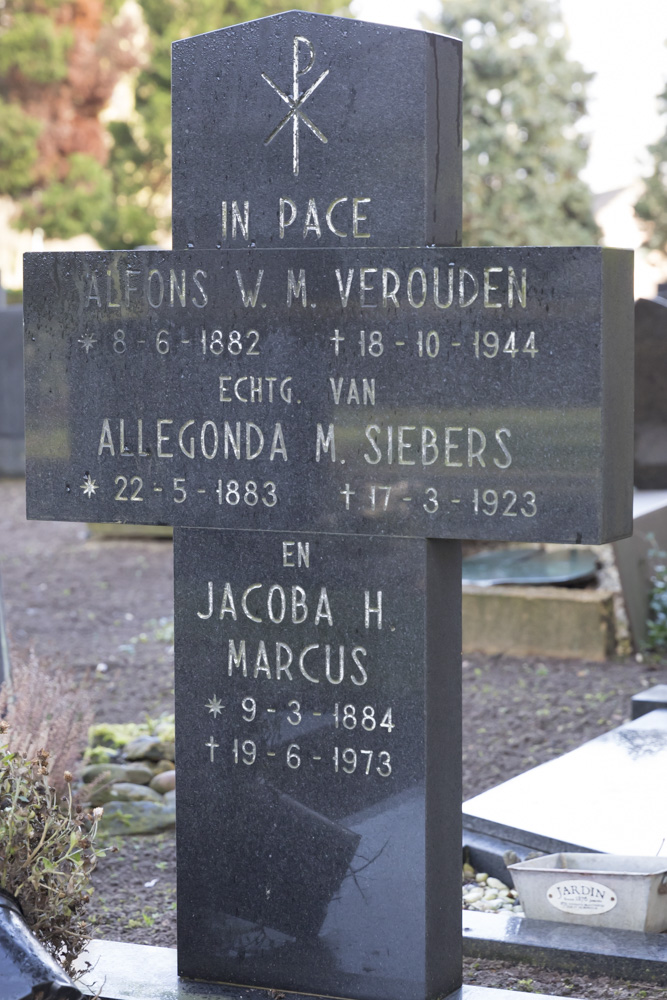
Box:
[80,474,98,498]
[78,333,97,354]
[205,695,224,718]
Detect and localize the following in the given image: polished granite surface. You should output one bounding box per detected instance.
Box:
[24,246,632,544]
[172,13,461,252]
[173,529,461,999]
[634,297,667,489]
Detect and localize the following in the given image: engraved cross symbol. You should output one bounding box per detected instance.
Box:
[262,35,329,176]
[205,736,219,763]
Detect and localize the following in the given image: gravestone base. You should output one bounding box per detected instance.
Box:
[76,939,582,1000]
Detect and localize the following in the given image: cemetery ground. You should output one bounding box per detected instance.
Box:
[1,475,665,1000]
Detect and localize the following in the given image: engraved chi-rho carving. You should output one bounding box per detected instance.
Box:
[262,35,329,177]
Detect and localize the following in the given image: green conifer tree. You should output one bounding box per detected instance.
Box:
[429,0,600,246]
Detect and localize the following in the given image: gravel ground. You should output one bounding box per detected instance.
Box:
[1,477,665,999]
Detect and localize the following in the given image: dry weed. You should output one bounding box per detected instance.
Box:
[0,649,93,795]
[0,724,106,974]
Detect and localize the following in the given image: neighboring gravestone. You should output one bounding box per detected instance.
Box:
[174,530,461,996]
[612,491,667,649]
[0,305,25,476]
[634,296,667,488]
[23,244,632,544]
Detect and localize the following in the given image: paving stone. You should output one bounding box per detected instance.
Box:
[77,939,586,999]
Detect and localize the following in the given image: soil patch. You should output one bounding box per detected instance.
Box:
[1,478,665,998]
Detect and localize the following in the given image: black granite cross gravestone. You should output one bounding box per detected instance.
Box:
[21,11,634,1000]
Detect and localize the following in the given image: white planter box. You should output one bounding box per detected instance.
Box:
[509,853,667,933]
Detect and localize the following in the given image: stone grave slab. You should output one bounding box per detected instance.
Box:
[23,245,633,544]
[173,528,461,1000]
[0,305,25,476]
[172,12,462,251]
[463,709,667,858]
